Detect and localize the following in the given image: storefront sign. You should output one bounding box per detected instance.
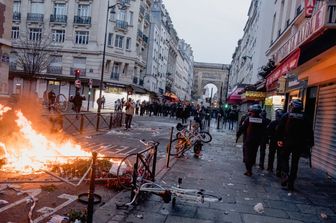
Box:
[305,0,317,18]
[244,91,266,98]
[274,4,327,64]
[266,49,301,90]
[286,75,307,92]
[106,87,122,94]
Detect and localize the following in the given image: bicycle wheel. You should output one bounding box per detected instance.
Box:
[117,154,137,189]
[199,131,212,143]
[56,94,68,112]
[169,138,189,157]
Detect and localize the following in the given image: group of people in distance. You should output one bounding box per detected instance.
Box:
[236,99,314,192]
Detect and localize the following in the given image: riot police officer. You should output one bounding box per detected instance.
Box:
[237,104,267,177]
[277,99,314,191]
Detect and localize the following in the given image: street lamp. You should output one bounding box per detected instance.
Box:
[98,0,127,113]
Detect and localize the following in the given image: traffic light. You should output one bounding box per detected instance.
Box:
[75,69,80,79]
[224,104,229,109]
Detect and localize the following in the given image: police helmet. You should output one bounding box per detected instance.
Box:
[289,99,303,111]
[275,109,284,119]
[249,104,262,113]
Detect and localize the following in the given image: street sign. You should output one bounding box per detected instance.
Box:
[75,79,81,88]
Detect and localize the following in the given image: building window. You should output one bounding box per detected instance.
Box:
[114,35,124,48]
[29,28,42,41]
[75,31,89,44]
[126,37,131,50]
[54,3,67,15]
[52,29,65,43]
[31,2,44,14]
[111,63,120,80]
[108,33,113,46]
[13,1,21,14]
[77,4,90,17]
[129,11,133,25]
[117,10,127,21]
[11,27,20,39]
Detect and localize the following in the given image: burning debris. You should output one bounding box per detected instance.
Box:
[0,103,90,174]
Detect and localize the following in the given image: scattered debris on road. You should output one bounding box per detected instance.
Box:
[253,203,264,214]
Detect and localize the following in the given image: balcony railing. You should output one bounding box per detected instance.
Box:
[27,13,44,22]
[111,72,119,80]
[47,66,63,74]
[142,34,148,43]
[118,0,130,5]
[145,13,150,23]
[140,5,145,16]
[70,67,86,76]
[13,12,21,21]
[137,29,143,40]
[50,15,67,23]
[74,16,91,25]
[115,20,128,31]
[133,77,138,84]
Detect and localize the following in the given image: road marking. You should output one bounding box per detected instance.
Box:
[123,148,138,156]
[0,189,41,213]
[33,194,77,223]
[114,146,129,154]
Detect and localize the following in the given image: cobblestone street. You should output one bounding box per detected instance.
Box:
[94,125,336,223]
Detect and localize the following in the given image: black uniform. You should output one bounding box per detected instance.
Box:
[277,112,314,189]
[237,114,267,174]
[267,119,281,174]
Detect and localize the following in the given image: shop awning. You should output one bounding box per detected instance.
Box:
[227,85,246,104]
[266,49,301,90]
[164,92,180,102]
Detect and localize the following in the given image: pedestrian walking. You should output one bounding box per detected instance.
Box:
[47,89,56,111]
[267,109,284,176]
[277,99,314,191]
[101,96,105,109]
[236,104,267,177]
[71,91,85,119]
[124,98,135,130]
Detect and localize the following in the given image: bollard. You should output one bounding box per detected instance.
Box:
[166,127,174,168]
[131,156,139,201]
[96,113,100,131]
[80,114,84,134]
[87,152,97,223]
[189,120,192,131]
[109,113,113,129]
[217,115,221,129]
[152,145,158,181]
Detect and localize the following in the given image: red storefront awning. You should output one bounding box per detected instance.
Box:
[227,85,245,104]
[266,49,301,90]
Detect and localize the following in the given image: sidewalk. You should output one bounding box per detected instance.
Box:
[94,127,336,223]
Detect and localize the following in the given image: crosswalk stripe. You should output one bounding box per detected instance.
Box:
[123,148,138,156]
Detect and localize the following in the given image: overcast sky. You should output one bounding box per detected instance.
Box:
[163,0,250,64]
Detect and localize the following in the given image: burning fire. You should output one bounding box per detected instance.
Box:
[0,104,90,174]
[0,104,11,119]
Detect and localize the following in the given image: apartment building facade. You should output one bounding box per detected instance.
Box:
[266,0,336,178]
[228,0,274,108]
[193,62,229,107]
[145,0,170,95]
[0,0,12,97]
[9,0,152,109]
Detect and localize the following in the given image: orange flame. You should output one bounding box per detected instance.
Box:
[0,104,11,119]
[0,106,91,174]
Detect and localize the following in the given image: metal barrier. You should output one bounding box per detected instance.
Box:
[130,145,158,201]
[44,111,123,134]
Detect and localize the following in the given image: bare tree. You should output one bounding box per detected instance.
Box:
[13,31,56,91]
